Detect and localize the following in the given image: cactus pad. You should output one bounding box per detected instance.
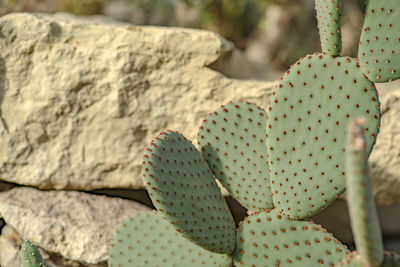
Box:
[198,101,273,211]
[109,212,233,267]
[233,209,348,266]
[315,0,342,55]
[358,0,400,82]
[346,118,383,267]
[20,241,45,267]
[338,251,400,267]
[266,53,380,219]
[142,130,236,253]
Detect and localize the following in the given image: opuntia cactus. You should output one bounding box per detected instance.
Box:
[20,240,45,267]
[107,0,400,265]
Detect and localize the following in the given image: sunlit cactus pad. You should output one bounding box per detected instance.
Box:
[266,53,380,219]
[142,130,236,253]
[338,251,400,267]
[233,209,349,266]
[109,212,233,267]
[315,0,342,55]
[358,0,400,82]
[20,240,45,267]
[198,101,273,211]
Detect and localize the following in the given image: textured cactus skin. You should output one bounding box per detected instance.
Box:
[358,0,400,82]
[346,118,383,267]
[108,212,233,267]
[232,209,349,267]
[338,251,400,267]
[265,53,380,219]
[20,241,45,267]
[142,130,236,254]
[315,0,342,55]
[198,101,273,212]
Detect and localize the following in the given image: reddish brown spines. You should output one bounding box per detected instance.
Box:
[233,209,349,266]
[198,101,273,212]
[266,53,380,219]
[358,1,400,82]
[142,130,236,254]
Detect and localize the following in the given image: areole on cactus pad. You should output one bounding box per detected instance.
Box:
[198,101,273,212]
[315,0,342,56]
[142,130,236,254]
[108,211,233,267]
[265,53,381,219]
[233,209,349,267]
[358,0,400,83]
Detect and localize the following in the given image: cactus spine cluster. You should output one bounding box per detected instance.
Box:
[109,0,400,266]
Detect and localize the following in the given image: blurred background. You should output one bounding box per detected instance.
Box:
[0,0,366,77]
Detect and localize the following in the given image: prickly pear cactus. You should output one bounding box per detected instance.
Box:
[108,211,233,267]
[20,241,45,267]
[358,0,400,82]
[198,101,273,212]
[233,209,348,266]
[346,118,383,267]
[265,53,380,219]
[142,130,236,253]
[315,0,342,55]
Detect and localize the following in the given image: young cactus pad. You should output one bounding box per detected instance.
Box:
[358,0,400,82]
[266,53,380,219]
[338,251,400,267]
[315,0,342,56]
[108,212,233,267]
[233,209,349,266]
[20,240,45,267]
[197,101,273,212]
[142,130,236,253]
[346,118,383,267]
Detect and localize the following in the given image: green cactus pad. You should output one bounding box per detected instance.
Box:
[338,251,400,267]
[233,209,349,266]
[346,118,383,267]
[109,212,233,267]
[142,130,236,253]
[315,0,342,55]
[266,53,380,219]
[358,0,400,82]
[197,101,273,212]
[20,241,45,267]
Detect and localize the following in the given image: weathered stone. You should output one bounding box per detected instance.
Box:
[0,224,105,267]
[0,13,275,190]
[369,82,400,206]
[0,187,151,264]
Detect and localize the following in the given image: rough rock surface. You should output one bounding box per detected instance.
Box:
[369,86,400,205]
[0,187,151,264]
[0,13,275,190]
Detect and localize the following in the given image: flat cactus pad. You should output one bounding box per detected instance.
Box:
[198,101,273,212]
[20,241,45,267]
[315,0,342,55]
[233,209,349,267]
[338,251,400,267]
[142,130,236,253]
[266,53,380,219]
[358,0,400,82]
[109,212,233,267]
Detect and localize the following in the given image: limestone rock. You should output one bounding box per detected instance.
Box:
[369,86,400,206]
[0,13,274,190]
[0,187,151,264]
